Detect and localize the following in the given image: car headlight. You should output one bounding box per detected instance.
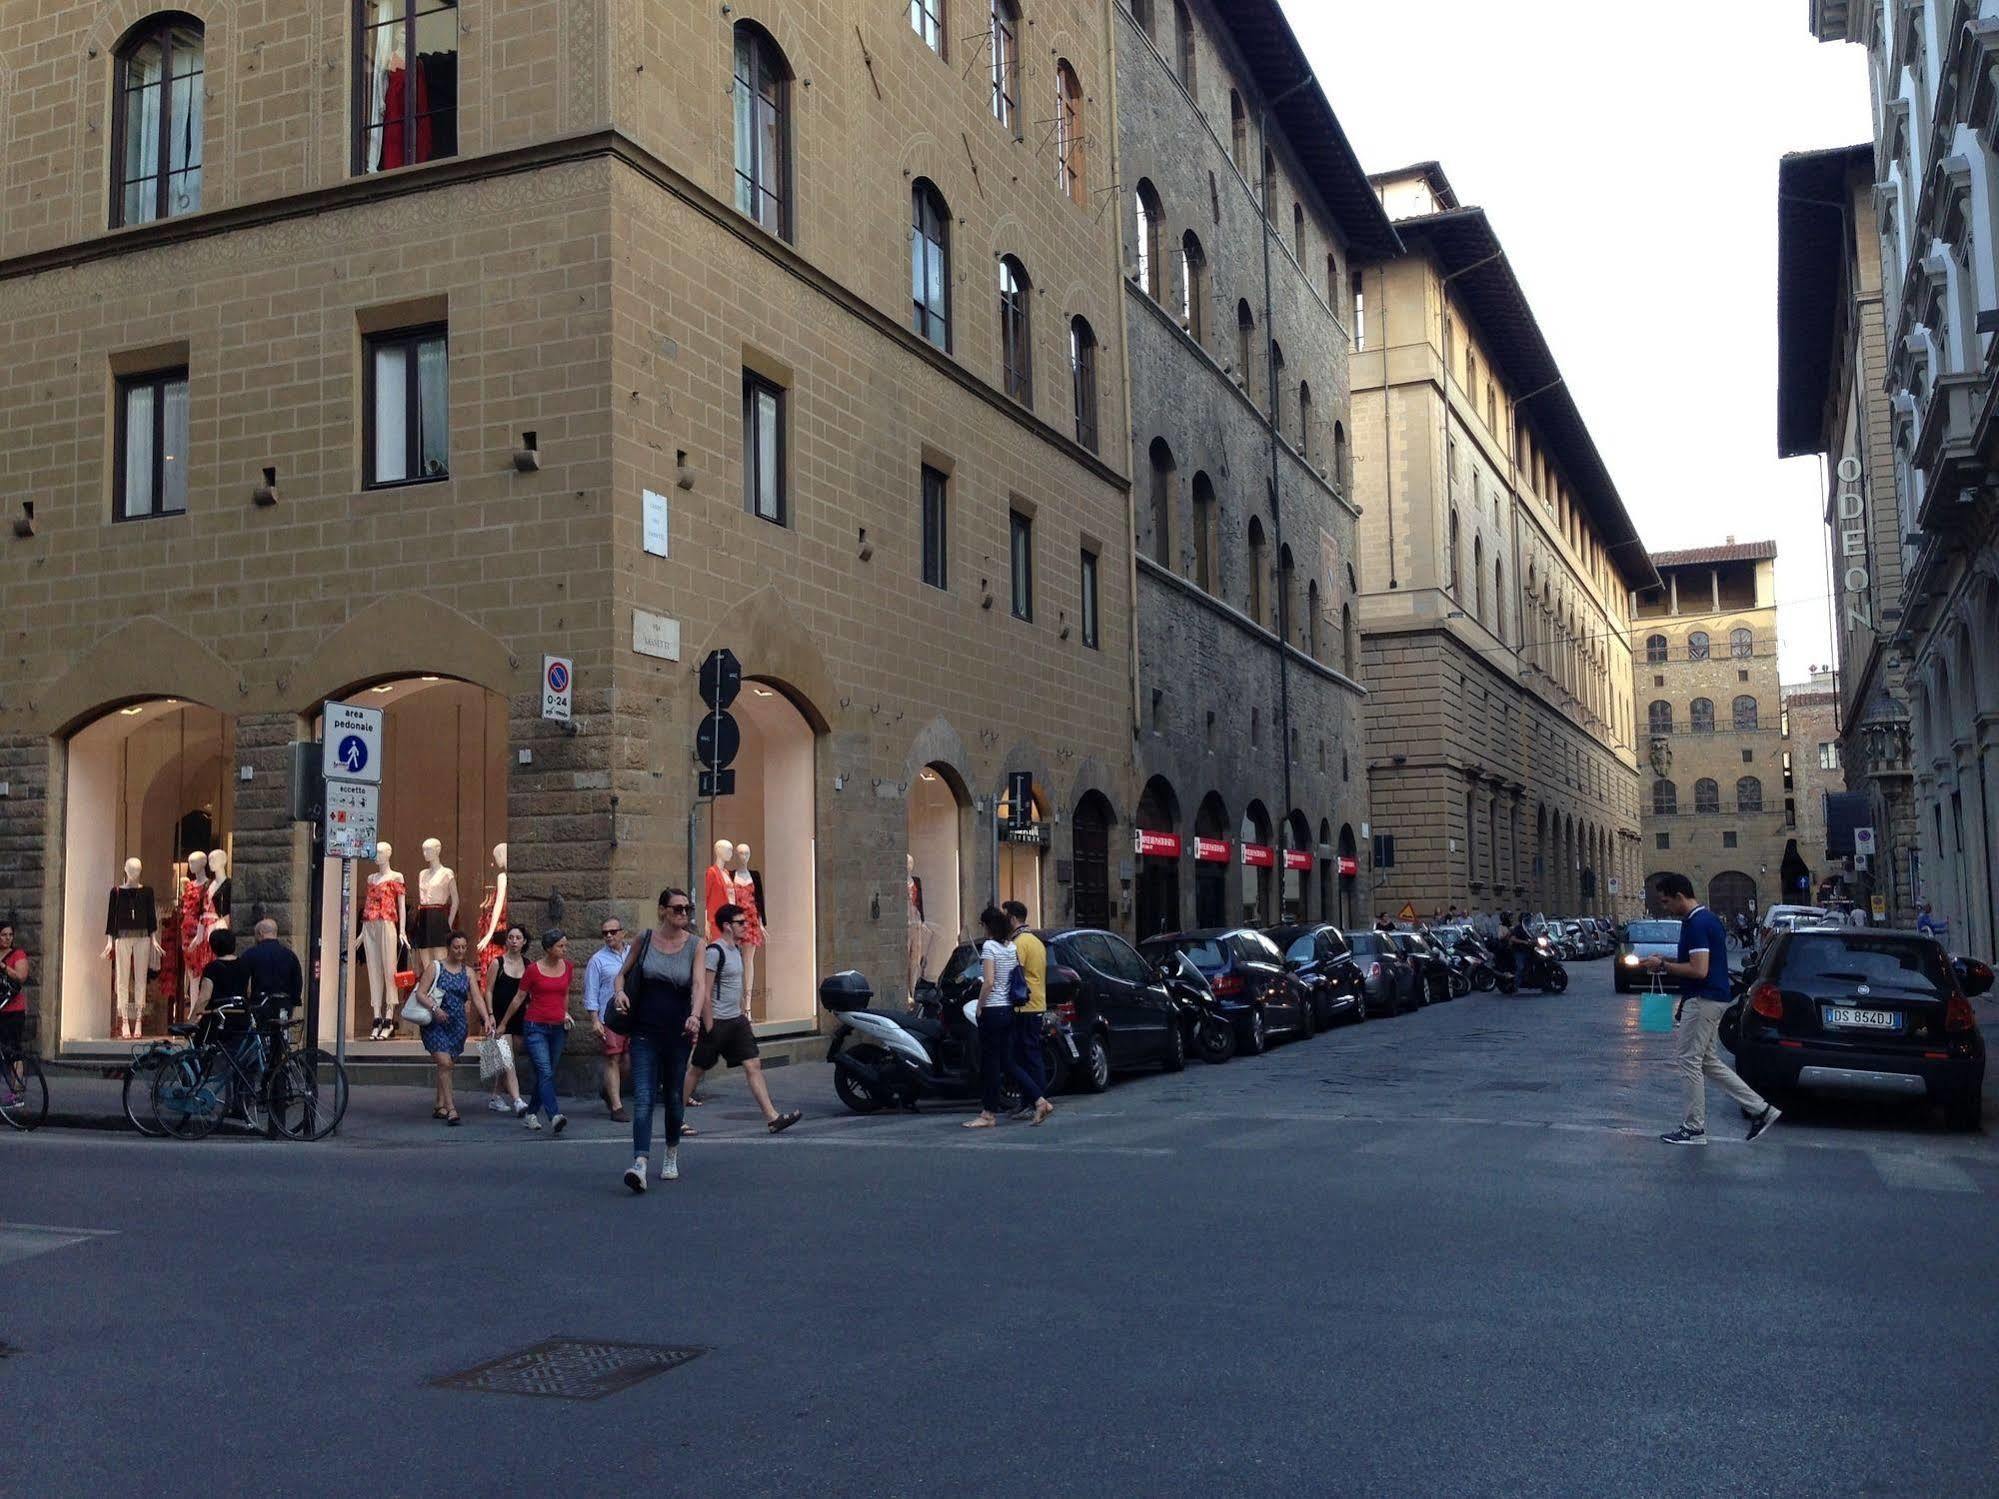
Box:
[1621,953,1639,966]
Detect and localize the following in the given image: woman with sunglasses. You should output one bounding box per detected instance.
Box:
[610,888,705,1191]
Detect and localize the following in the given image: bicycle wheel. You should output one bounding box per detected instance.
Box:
[123,1050,170,1136]
[152,1049,225,1140]
[270,1049,349,1141]
[0,1052,49,1131]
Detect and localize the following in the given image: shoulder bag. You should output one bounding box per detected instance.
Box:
[603,940,638,1037]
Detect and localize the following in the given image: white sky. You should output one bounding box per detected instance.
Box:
[1291,1,1873,682]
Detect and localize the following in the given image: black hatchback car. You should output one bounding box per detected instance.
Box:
[1342,929,1420,1015]
[1734,928,1992,1131]
[1140,928,1313,1052]
[1267,923,1368,1027]
[1039,928,1186,1088]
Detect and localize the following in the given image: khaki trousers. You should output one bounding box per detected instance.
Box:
[112,935,150,1024]
[1674,996,1766,1133]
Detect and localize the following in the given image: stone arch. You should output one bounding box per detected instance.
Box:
[688,586,840,733]
[288,593,520,712]
[901,714,973,791]
[34,617,241,736]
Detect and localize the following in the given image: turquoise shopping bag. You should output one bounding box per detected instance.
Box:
[1639,979,1675,1033]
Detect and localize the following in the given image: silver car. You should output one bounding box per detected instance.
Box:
[1614,919,1683,992]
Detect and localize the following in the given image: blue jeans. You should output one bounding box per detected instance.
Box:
[629,1029,693,1155]
[978,1007,1044,1114]
[1010,1010,1047,1105]
[523,1022,567,1119]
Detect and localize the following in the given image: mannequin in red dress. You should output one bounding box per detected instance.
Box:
[705,839,735,940]
[732,842,765,1013]
[178,851,210,1015]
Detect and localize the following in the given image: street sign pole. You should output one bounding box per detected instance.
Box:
[335,854,351,1074]
[318,698,382,1082]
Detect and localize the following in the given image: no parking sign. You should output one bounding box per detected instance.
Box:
[542,655,573,722]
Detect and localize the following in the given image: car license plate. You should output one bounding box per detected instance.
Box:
[1822,1006,1899,1031]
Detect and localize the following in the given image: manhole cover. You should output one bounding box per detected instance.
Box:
[433,1338,706,1400]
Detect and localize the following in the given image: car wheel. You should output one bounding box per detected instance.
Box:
[1944,1092,1983,1132]
[1162,1017,1186,1072]
[1196,1017,1236,1063]
[1242,1007,1267,1055]
[1077,1033,1111,1093]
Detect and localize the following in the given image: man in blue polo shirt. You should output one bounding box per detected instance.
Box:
[1643,873,1779,1146]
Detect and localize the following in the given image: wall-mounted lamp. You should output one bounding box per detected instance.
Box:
[512,432,541,473]
[857,527,874,562]
[676,451,697,491]
[980,578,994,610]
[12,501,34,538]
[252,467,279,507]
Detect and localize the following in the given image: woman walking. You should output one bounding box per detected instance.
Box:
[483,923,531,1116]
[611,888,705,1192]
[517,929,576,1133]
[417,932,490,1126]
[963,905,1051,1129]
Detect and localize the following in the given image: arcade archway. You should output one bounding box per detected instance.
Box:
[905,762,968,989]
[1135,775,1182,939]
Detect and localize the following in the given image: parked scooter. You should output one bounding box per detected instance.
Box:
[1158,950,1238,1064]
[1494,935,1569,994]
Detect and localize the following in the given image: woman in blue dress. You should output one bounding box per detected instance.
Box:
[418,932,490,1125]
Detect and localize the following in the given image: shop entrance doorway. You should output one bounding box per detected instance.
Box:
[1338,824,1358,928]
[59,699,234,1044]
[1070,791,1112,929]
[904,763,966,990]
[1281,810,1312,923]
[1135,776,1181,939]
[1194,792,1230,928]
[1707,870,1758,930]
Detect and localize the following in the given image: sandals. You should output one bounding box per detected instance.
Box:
[961,1114,997,1130]
[445,1111,461,1127]
[767,1110,802,1135]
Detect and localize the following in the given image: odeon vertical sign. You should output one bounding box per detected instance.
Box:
[1834,454,1872,636]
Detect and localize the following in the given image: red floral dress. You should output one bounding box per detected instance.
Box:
[733,873,765,948]
[179,878,212,982]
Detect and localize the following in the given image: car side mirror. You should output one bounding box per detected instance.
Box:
[1955,957,1994,997]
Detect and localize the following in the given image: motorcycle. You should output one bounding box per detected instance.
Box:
[1158,951,1238,1064]
[1494,936,1570,995]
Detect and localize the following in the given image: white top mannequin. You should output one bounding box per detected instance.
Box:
[206,848,232,926]
[476,841,509,950]
[419,837,459,924]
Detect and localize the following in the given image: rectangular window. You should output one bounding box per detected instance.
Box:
[1371,833,1395,869]
[910,0,944,54]
[1080,549,1100,648]
[742,372,786,525]
[920,465,948,589]
[1818,742,1841,770]
[1009,509,1034,621]
[355,0,459,176]
[1655,831,1670,850]
[115,367,190,521]
[1722,831,1738,849]
[363,325,448,488]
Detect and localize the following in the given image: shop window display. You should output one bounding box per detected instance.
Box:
[905,765,966,989]
[995,785,1049,928]
[59,700,232,1044]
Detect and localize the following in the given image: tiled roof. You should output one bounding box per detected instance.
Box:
[1649,541,1778,568]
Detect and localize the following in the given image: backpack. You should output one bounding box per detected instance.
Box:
[1006,948,1030,1007]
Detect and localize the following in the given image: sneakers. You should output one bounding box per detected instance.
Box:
[486,1096,511,1114]
[661,1148,679,1181]
[524,1113,543,1132]
[624,1156,648,1194]
[551,1113,568,1136]
[512,1098,531,1117]
[1659,1127,1707,1146]
[1745,1104,1782,1142]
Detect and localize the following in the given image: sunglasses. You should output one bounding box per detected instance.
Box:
[601,928,622,937]
[665,903,693,915]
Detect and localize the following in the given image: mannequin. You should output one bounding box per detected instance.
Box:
[474,842,509,960]
[412,838,459,972]
[906,854,929,991]
[204,848,233,947]
[103,857,161,1040]
[354,842,406,1040]
[732,842,766,1013]
[705,839,735,939]
[178,851,210,1015]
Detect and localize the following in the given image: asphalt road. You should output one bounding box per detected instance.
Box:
[6,960,1997,1498]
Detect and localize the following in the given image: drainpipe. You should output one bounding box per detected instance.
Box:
[1103,0,1142,882]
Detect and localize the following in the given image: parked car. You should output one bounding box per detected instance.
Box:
[1613,919,1683,993]
[1267,923,1369,1027]
[1141,928,1313,1052]
[1733,928,1991,1131]
[1338,929,1419,1015]
[1389,931,1454,1003]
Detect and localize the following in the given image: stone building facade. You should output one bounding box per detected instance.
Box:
[1632,544,1806,924]
[1782,670,1844,893]
[1350,164,1652,925]
[1111,0,1395,936]
[0,0,1139,1056]
[1775,140,1920,925]
[1806,1,1998,954]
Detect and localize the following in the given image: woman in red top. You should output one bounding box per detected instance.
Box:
[1,922,30,1105]
[516,929,575,1132]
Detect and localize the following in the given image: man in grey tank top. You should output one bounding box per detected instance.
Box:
[684,904,801,1133]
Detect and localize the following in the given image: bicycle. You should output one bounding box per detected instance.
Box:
[0,1031,49,1132]
[125,1035,187,1136]
[150,1005,350,1142]
[264,1017,350,1143]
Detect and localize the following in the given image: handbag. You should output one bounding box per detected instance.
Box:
[1638,974,1675,1034]
[400,993,434,1027]
[478,1033,513,1080]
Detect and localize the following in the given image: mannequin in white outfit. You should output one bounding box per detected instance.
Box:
[354,842,406,1040]
[413,838,459,973]
[475,842,509,952]
[102,857,161,1040]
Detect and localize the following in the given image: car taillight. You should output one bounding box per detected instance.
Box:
[1211,972,1246,997]
[1946,994,1978,1033]
[1749,982,1784,1020]
[1055,1000,1078,1025]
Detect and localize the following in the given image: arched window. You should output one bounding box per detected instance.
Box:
[1179,231,1208,342]
[1292,201,1305,260]
[1147,437,1175,567]
[1229,91,1248,175]
[356,0,458,175]
[114,13,205,226]
[1135,180,1164,300]
[1173,0,1196,90]
[1733,694,1759,732]
[1129,0,1153,37]
[1054,61,1085,204]
[1652,779,1677,816]
[1261,146,1277,215]
[1690,697,1714,733]
[1247,515,1267,627]
[1342,602,1357,677]
[1332,420,1349,494]
[1307,578,1322,661]
[1069,317,1099,452]
[1645,633,1667,665]
[989,0,1020,134]
[1687,630,1710,661]
[1473,535,1485,622]
[1736,776,1763,813]
[1191,472,1217,592]
[1648,700,1672,735]
[911,179,952,350]
[1694,778,1720,815]
[1730,627,1753,659]
[1269,340,1285,424]
[732,23,790,238]
[1297,381,1312,458]
[1447,510,1461,594]
[1278,543,1298,644]
[1235,299,1255,387]
[998,256,1032,404]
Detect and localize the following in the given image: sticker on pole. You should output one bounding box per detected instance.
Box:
[542,656,573,723]
[325,779,380,859]
[321,701,383,785]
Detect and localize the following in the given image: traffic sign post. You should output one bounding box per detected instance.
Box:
[696,650,744,924]
[542,656,574,723]
[320,698,384,1088]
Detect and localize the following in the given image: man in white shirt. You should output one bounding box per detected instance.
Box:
[583,916,630,1121]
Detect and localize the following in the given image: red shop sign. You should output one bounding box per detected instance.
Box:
[1338,855,1360,877]
[1241,843,1276,868]
[1134,829,1182,858]
[1194,837,1233,863]
[1282,849,1313,872]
